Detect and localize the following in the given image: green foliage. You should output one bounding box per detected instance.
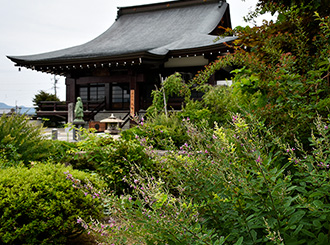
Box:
[61,129,154,194]
[95,138,154,193]
[98,172,226,245]
[82,114,330,244]
[0,163,104,244]
[122,113,189,150]
[194,5,330,145]
[200,85,245,126]
[178,100,212,127]
[147,72,191,117]
[72,4,330,243]
[0,114,53,167]
[33,90,59,108]
[2,3,328,244]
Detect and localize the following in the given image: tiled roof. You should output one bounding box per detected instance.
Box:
[7,0,235,66]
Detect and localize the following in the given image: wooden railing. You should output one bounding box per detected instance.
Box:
[84,100,106,121]
[120,112,131,128]
[37,101,67,111]
[37,100,106,121]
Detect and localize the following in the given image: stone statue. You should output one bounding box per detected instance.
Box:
[74,97,84,122]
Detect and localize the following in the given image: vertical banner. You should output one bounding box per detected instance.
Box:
[130,89,135,117]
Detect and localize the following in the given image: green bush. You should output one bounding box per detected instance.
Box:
[0,163,104,244]
[94,138,154,193]
[0,114,53,167]
[178,100,212,127]
[62,131,154,194]
[122,113,189,150]
[82,115,330,244]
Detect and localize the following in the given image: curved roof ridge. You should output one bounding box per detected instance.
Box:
[116,0,222,18]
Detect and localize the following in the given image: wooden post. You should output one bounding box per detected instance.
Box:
[129,72,138,118]
[130,89,135,117]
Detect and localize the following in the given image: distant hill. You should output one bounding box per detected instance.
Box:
[0,102,35,115]
[0,102,12,109]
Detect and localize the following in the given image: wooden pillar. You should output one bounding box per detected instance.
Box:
[65,78,76,103]
[129,72,139,117]
[105,83,110,110]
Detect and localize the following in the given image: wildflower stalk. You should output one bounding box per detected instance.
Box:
[236,198,257,245]
[255,159,281,234]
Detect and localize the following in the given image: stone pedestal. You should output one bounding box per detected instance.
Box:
[73,121,86,141]
[68,103,74,124]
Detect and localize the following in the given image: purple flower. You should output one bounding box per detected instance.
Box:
[325,125,328,129]
[256,155,262,164]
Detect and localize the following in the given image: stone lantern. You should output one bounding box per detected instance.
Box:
[100,114,124,134]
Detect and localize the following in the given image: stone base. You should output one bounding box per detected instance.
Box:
[72,121,86,141]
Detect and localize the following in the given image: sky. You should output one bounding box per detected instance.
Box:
[0,0,274,107]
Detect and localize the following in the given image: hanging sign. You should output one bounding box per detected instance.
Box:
[130,89,135,117]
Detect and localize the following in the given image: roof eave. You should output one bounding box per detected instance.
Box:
[7,51,166,67]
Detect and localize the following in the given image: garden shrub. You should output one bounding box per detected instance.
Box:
[191,85,244,127]
[63,131,155,194]
[153,115,330,244]
[178,100,212,127]
[194,5,330,146]
[0,114,53,167]
[80,114,330,244]
[122,113,189,149]
[0,163,104,244]
[95,138,155,193]
[48,140,77,164]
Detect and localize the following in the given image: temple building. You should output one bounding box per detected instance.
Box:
[7,0,236,125]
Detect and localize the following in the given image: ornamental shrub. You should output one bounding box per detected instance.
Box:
[0,163,104,244]
[0,114,53,167]
[62,130,155,194]
[122,113,189,150]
